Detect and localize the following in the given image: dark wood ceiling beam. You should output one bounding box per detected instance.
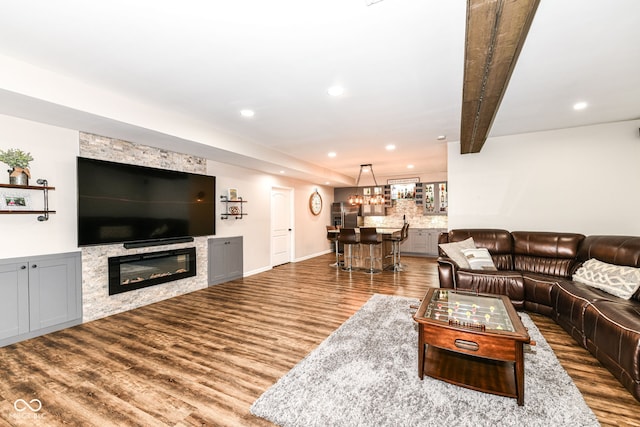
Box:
[460,0,540,154]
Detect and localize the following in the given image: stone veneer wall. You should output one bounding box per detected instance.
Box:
[79,132,210,322]
[364,199,449,229]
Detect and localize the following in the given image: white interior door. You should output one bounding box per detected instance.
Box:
[271,187,292,266]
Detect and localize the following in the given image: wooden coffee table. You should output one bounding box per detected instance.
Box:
[413,288,530,405]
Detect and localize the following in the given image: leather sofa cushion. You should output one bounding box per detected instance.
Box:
[513,231,585,258]
[515,255,575,278]
[583,300,640,399]
[552,279,614,305]
[523,273,560,317]
[512,231,585,278]
[577,235,640,267]
[551,280,612,345]
[523,272,558,308]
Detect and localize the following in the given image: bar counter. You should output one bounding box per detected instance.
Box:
[328,227,403,271]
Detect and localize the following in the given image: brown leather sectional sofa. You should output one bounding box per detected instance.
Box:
[437,229,640,401]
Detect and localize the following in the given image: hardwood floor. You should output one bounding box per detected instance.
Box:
[0,253,638,426]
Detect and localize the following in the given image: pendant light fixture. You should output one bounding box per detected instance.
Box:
[348,164,385,205]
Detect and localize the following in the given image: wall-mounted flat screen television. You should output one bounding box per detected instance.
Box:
[77,157,215,246]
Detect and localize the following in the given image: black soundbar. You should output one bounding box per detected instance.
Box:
[123,236,195,249]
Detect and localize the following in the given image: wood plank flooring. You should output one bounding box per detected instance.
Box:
[0,253,638,426]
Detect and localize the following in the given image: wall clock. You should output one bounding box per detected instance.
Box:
[309,190,322,216]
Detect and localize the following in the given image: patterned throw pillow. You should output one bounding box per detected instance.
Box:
[438,237,476,269]
[573,258,640,300]
[461,247,498,271]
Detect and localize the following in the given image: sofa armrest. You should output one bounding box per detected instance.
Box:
[437,257,458,289]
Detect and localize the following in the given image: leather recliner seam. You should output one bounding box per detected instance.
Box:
[521,275,559,286]
[553,282,596,347]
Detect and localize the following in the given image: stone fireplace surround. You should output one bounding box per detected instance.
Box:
[80,133,209,322]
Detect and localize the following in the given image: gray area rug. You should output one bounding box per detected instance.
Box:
[251,294,599,427]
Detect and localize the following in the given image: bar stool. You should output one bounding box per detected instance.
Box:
[396,223,409,271]
[383,232,397,269]
[359,227,382,274]
[384,225,402,271]
[338,228,359,271]
[326,225,341,267]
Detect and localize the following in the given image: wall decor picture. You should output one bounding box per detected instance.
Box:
[228,188,238,201]
[0,193,31,210]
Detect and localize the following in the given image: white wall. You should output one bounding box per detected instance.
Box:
[447,119,640,235]
[0,113,335,320]
[208,160,334,275]
[0,114,78,258]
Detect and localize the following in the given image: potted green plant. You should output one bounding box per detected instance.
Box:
[0,148,34,185]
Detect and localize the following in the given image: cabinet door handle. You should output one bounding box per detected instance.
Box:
[20,265,27,270]
[31,264,37,268]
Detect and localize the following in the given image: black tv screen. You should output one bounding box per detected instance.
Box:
[77,157,215,246]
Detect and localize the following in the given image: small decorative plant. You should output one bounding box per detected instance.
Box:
[0,148,34,170]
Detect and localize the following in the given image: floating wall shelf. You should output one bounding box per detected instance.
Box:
[220,196,247,220]
[0,179,56,221]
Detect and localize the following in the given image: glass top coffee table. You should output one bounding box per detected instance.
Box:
[413,288,531,405]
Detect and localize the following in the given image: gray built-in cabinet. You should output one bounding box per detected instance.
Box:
[0,251,82,347]
[208,236,243,285]
[401,228,447,256]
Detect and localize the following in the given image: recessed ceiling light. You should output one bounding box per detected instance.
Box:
[325,181,331,185]
[573,102,588,110]
[240,109,255,117]
[328,151,337,158]
[279,170,285,174]
[437,135,447,141]
[385,144,396,151]
[327,86,344,97]
[407,164,415,169]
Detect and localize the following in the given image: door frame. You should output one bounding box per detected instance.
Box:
[270,186,295,267]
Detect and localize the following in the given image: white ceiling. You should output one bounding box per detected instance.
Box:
[0,0,638,185]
